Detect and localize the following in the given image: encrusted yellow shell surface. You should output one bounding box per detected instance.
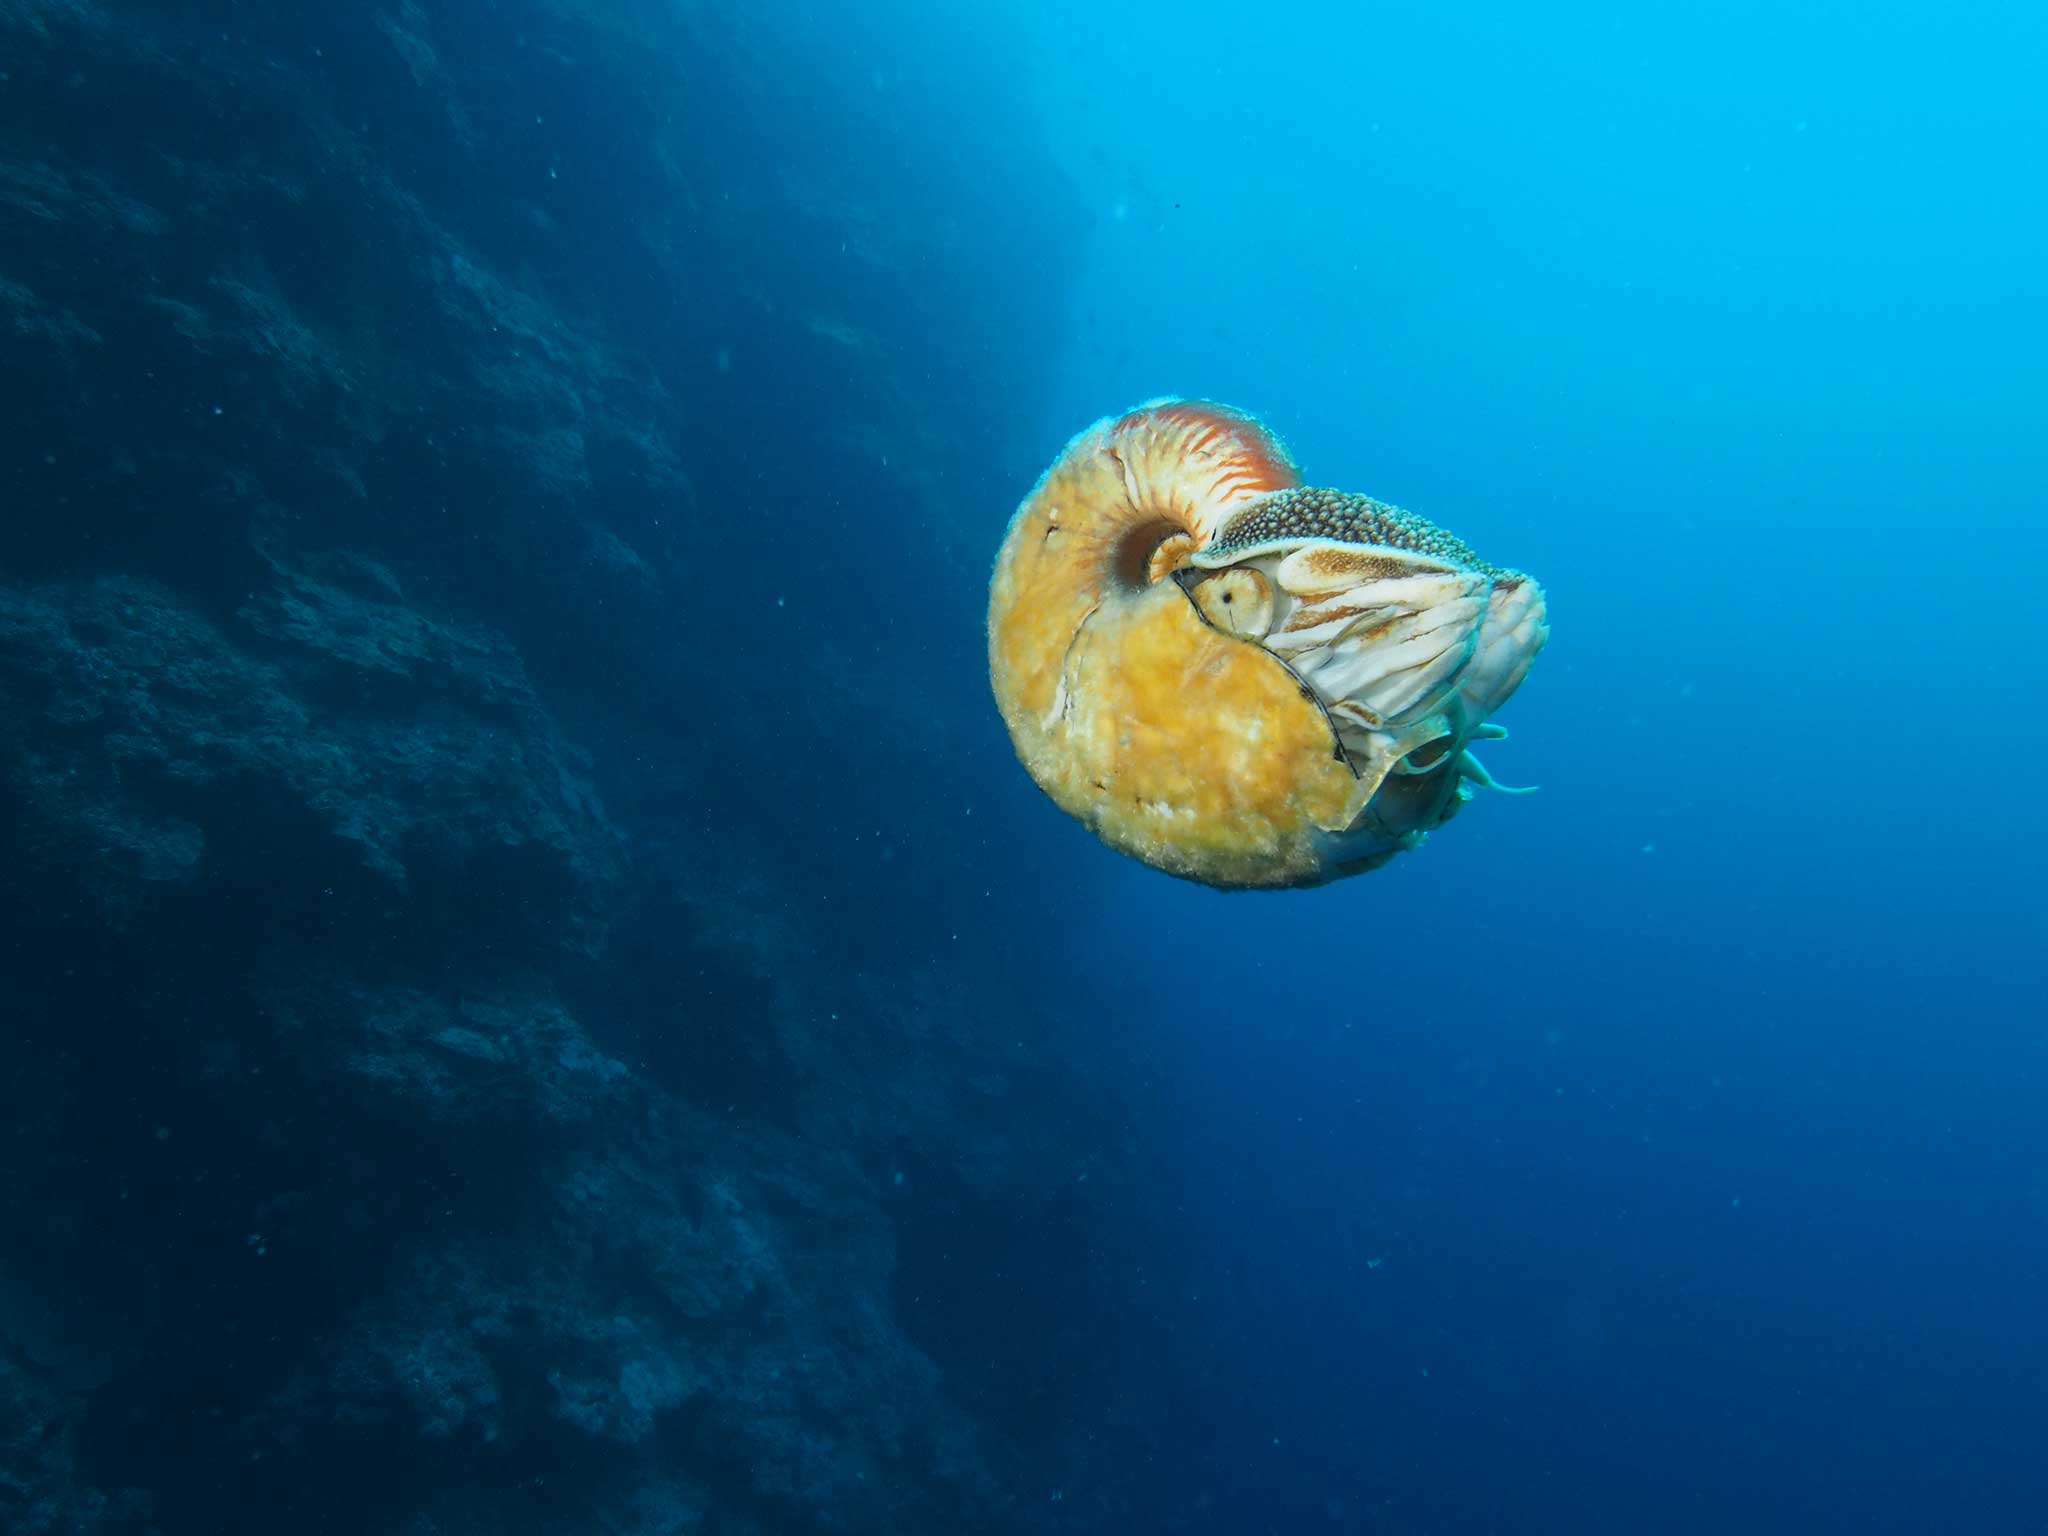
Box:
[987,400,1547,889]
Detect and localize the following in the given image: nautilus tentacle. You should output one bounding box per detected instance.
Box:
[987,400,1548,889]
[1458,751,1538,795]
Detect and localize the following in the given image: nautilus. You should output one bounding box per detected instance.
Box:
[987,400,1549,889]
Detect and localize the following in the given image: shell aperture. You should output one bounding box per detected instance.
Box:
[986,400,1548,889]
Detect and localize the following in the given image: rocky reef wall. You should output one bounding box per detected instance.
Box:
[0,5,1167,1532]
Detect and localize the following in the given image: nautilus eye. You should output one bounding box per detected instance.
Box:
[1188,568,1275,640]
[986,399,1548,889]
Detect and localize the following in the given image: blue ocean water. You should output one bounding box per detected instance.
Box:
[1003,2,2048,1529]
[2,1,2041,1532]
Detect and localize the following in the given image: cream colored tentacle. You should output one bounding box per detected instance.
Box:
[1458,750,1537,795]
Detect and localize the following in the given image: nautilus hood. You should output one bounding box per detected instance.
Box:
[987,400,1548,889]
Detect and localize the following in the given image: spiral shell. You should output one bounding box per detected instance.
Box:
[987,400,1547,889]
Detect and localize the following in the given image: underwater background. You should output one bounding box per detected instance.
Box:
[1,1,2042,1532]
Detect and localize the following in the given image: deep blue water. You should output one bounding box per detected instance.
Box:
[1001,1,2048,1529]
[4,1,2043,1531]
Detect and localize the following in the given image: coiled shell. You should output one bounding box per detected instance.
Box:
[987,400,1547,889]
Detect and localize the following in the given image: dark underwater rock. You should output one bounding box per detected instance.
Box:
[0,1347,111,1535]
[0,2,1132,1532]
[0,568,620,912]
